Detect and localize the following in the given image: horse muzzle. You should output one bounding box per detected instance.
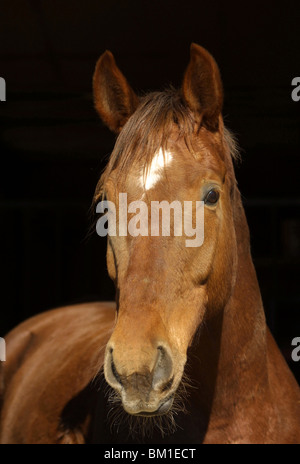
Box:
[104,343,178,416]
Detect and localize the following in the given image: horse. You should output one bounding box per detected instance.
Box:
[0,43,299,444]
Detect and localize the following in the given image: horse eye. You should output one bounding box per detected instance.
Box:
[204,189,220,205]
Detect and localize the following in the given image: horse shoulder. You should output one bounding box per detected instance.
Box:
[0,302,115,444]
[266,328,300,443]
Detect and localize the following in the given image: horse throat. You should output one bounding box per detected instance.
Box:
[186,190,269,434]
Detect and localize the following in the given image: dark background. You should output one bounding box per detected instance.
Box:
[0,0,299,383]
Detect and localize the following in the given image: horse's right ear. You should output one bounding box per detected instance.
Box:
[93,51,139,133]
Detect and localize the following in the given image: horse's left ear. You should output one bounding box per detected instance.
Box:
[93,50,139,133]
[182,43,223,131]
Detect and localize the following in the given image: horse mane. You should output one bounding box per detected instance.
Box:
[93,87,239,203]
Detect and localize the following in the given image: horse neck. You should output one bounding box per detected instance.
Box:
[187,188,270,419]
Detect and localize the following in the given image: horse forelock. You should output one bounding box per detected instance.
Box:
[93,87,240,204]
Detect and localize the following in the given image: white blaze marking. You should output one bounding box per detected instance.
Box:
[141,148,173,190]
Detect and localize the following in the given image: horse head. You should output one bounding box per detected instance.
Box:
[93,44,239,418]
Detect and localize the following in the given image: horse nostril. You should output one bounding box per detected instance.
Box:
[152,345,173,390]
[108,348,123,387]
[161,376,174,393]
[111,359,122,386]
